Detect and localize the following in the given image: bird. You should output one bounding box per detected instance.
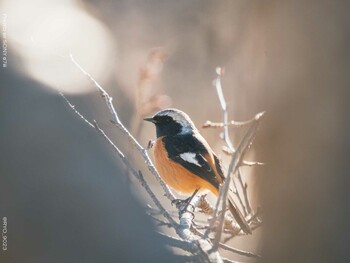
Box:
[144,108,251,234]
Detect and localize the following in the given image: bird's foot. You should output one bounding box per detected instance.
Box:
[171,197,192,211]
[171,189,200,215]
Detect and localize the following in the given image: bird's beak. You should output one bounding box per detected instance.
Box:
[143,117,156,123]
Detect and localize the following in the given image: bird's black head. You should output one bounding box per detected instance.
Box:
[144,108,196,138]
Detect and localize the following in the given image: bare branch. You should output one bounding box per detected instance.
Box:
[219,243,261,259]
[237,170,251,214]
[211,184,231,248]
[231,179,248,216]
[158,232,224,263]
[212,68,250,217]
[60,93,177,227]
[211,67,265,219]
[157,232,197,253]
[195,228,261,259]
[208,68,264,249]
[137,170,177,226]
[222,147,264,166]
[202,113,262,129]
[60,92,95,129]
[214,67,235,152]
[70,54,176,202]
[222,111,264,220]
[241,160,265,167]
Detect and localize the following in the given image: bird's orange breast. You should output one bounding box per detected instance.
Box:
[153,137,218,195]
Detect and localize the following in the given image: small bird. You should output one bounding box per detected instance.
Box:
[144,108,251,234]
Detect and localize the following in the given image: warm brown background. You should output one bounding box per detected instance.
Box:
[1,0,350,262]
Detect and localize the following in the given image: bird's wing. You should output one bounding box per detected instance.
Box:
[162,134,220,189]
[163,134,251,234]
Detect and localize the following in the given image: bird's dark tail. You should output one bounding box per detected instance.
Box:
[227,194,252,234]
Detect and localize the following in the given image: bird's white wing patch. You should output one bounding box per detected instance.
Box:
[179,152,201,166]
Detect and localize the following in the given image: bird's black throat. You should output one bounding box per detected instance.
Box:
[156,120,184,138]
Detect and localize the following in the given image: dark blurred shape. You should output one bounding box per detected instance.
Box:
[0,67,173,263]
[255,1,350,262]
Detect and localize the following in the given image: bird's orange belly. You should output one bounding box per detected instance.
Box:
[153,138,217,195]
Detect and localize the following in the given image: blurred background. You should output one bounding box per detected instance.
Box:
[1,0,350,262]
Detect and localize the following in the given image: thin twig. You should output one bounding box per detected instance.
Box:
[157,232,197,253]
[237,169,252,214]
[214,69,245,216]
[211,177,232,249]
[60,93,177,227]
[219,243,261,259]
[214,67,235,152]
[231,179,248,216]
[222,111,263,220]
[232,112,265,215]
[241,160,265,167]
[202,113,262,129]
[195,228,261,259]
[70,54,176,202]
[204,184,223,239]
[210,69,264,249]
[213,68,250,217]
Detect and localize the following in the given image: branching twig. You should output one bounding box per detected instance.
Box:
[212,112,262,249]
[219,243,261,259]
[70,54,176,202]
[222,147,265,167]
[60,92,177,227]
[213,68,264,217]
[157,232,197,253]
[214,67,235,152]
[204,68,264,251]
[241,160,265,167]
[194,228,261,259]
[202,115,261,129]
[213,68,252,217]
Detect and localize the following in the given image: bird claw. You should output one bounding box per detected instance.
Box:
[171,197,191,208]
